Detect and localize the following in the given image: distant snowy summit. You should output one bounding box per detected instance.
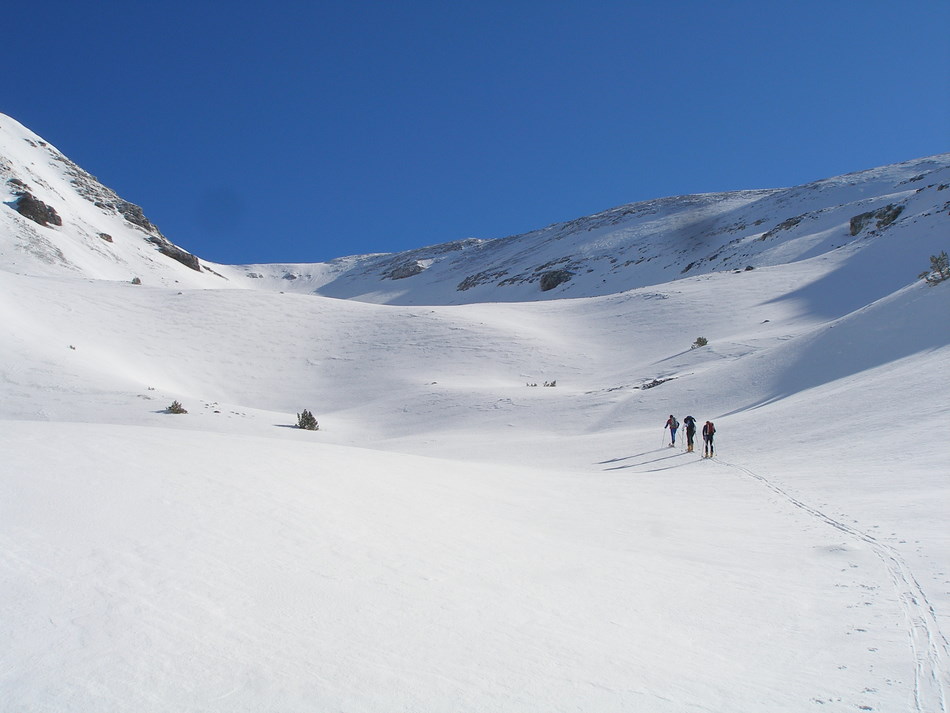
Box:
[258,154,950,305]
[2,111,948,303]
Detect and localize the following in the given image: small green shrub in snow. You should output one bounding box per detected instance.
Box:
[297,409,319,430]
[166,400,187,414]
[919,251,949,286]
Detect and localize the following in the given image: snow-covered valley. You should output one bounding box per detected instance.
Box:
[1,112,948,712]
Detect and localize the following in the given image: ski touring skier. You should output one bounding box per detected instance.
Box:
[665,415,679,447]
[702,420,716,458]
[683,415,697,452]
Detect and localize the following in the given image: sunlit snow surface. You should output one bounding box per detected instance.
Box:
[1,112,948,712]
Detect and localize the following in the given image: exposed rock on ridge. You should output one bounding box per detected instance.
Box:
[4,129,204,273]
[8,189,62,227]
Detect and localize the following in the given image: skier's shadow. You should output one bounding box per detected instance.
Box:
[598,448,691,471]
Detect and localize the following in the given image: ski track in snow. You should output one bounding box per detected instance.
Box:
[713,455,950,713]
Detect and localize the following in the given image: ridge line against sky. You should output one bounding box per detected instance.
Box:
[6,0,949,265]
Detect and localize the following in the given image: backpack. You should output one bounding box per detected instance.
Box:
[706,422,716,435]
[671,417,679,429]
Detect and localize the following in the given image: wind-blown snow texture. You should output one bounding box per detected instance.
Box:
[1,111,948,712]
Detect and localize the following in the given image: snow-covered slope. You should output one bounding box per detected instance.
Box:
[1,113,948,712]
[238,154,950,307]
[0,113,243,288]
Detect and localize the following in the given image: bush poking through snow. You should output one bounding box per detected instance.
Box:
[692,337,709,348]
[166,400,187,414]
[919,251,950,286]
[297,409,319,431]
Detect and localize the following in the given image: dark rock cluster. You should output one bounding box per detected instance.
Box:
[383,261,425,280]
[10,191,62,227]
[539,269,573,291]
[849,204,905,236]
[147,237,201,271]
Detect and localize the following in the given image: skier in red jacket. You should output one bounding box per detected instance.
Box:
[702,421,716,458]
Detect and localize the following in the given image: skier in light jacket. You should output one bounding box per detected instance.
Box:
[665,415,679,447]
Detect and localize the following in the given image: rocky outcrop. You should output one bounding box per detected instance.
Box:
[457,269,509,291]
[539,269,573,291]
[147,236,201,271]
[759,214,805,241]
[850,204,904,236]
[115,200,158,233]
[383,260,425,280]
[44,145,202,271]
[10,192,62,227]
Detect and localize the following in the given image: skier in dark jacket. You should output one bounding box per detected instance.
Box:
[702,421,716,458]
[665,415,679,447]
[683,415,697,452]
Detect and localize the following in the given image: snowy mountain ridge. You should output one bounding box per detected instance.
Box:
[201,152,948,307]
[2,111,948,305]
[251,152,950,306]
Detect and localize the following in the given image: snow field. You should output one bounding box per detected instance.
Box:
[0,422,915,712]
[2,257,948,711]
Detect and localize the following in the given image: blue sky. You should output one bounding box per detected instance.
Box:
[7,1,949,265]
